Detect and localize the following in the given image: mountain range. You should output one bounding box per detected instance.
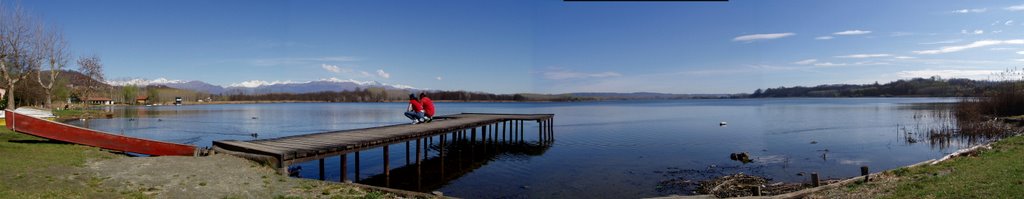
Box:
[105,77,737,99]
[107,78,418,95]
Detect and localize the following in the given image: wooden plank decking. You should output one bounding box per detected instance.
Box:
[212,113,554,173]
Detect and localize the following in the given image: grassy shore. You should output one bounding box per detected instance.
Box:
[52,108,108,119]
[807,134,1024,198]
[0,128,413,199]
[0,128,139,198]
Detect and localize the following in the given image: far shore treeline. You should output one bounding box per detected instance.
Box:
[11,69,1024,108]
[750,76,1012,98]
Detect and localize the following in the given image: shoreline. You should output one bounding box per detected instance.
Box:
[655,132,1023,198]
[0,127,431,198]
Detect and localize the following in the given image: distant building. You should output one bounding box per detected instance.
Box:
[135,96,149,104]
[85,97,113,105]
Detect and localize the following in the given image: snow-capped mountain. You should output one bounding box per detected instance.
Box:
[107,78,186,86]
[107,77,417,94]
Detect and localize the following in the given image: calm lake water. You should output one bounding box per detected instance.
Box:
[67,98,971,198]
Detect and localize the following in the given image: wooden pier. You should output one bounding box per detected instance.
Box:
[212,113,554,178]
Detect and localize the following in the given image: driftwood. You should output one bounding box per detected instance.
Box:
[931,143,992,165]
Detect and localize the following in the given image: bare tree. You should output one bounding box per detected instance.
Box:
[36,24,68,108]
[0,3,43,109]
[76,54,104,103]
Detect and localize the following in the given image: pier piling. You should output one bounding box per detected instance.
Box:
[319,159,325,180]
[861,166,870,182]
[340,154,348,182]
[811,172,820,187]
[355,151,361,182]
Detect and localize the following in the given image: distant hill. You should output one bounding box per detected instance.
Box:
[221,79,417,95]
[109,78,417,95]
[59,70,110,88]
[162,81,225,94]
[750,77,996,98]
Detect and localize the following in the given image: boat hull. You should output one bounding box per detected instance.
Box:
[4,110,196,156]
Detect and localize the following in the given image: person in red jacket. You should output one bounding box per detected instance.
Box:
[404,94,425,124]
[419,92,435,122]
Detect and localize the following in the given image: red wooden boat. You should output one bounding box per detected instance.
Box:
[5,110,197,156]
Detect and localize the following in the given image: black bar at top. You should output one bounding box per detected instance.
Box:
[565,0,726,1]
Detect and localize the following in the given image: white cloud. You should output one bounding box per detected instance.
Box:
[833,30,872,35]
[1006,20,1015,26]
[813,62,847,67]
[1017,51,1024,55]
[360,71,371,77]
[732,32,795,42]
[920,39,961,45]
[952,8,987,14]
[894,56,916,59]
[544,69,622,80]
[435,76,443,80]
[321,64,347,73]
[961,29,984,35]
[794,59,818,65]
[897,69,999,79]
[913,39,1024,54]
[990,47,1018,51]
[836,54,892,58]
[1006,4,1024,11]
[376,69,390,79]
[815,36,834,40]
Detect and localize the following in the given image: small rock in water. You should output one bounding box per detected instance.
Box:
[521,185,529,189]
[719,122,728,126]
[729,152,752,163]
[810,141,818,144]
[796,172,805,176]
[251,117,258,119]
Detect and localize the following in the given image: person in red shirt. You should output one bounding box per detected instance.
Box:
[419,92,435,122]
[404,94,425,124]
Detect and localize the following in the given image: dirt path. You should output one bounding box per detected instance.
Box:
[87,154,403,198]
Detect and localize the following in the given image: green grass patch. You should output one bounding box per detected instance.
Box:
[52,108,106,119]
[0,128,146,198]
[880,135,1024,198]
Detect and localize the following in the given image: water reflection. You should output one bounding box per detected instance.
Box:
[358,139,554,192]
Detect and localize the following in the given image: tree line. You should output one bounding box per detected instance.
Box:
[749,76,997,98]
[221,88,576,102]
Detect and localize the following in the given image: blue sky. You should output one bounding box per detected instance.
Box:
[16,0,1024,94]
